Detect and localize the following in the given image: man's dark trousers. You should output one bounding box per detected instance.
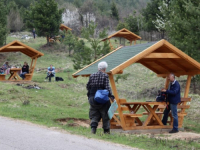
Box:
[89,96,111,130]
[162,103,178,131]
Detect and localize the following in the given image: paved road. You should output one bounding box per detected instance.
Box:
[0,116,136,150]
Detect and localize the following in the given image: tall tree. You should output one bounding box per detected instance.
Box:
[72,40,92,70]
[81,22,110,61]
[26,0,63,45]
[0,0,7,46]
[142,0,163,40]
[164,0,200,61]
[110,2,119,21]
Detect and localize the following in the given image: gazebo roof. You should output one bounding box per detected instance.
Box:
[73,39,200,78]
[59,24,72,31]
[102,28,141,42]
[0,40,44,58]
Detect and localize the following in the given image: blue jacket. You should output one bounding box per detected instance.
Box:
[166,80,181,104]
[47,67,55,75]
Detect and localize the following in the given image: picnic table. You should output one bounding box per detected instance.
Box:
[110,98,191,130]
[8,68,22,81]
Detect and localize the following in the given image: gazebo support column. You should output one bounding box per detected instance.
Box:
[164,77,170,89]
[109,74,126,129]
[134,40,136,45]
[179,75,192,127]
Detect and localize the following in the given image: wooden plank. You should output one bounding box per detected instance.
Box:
[6,46,26,49]
[169,59,188,72]
[144,53,180,59]
[124,114,143,117]
[123,125,172,130]
[140,62,161,74]
[181,97,191,102]
[119,99,127,103]
[177,105,190,109]
[154,60,175,72]
[121,107,129,111]
[157,71,200,77]
[109,74,126,129]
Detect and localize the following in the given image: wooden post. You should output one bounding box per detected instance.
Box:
[30,58,34,71]
[184,75,192,98]
[164,77,169,89]
[109,74,126,129]
[134,40,136,45]
[130,40,132,46]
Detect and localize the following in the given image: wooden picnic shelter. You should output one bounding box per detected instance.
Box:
[59,24,72,32]
[101,28,141,50]
[72,39,200,130]
[0,40,44,81]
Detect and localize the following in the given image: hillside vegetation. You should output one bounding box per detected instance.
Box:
[0,34,200,150]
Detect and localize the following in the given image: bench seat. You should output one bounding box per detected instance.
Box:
[114,113,143,118]
[0,74,6,81]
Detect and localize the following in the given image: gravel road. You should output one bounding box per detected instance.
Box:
[0,116,137,150]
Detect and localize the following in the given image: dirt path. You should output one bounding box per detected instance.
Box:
[0,116,138,150]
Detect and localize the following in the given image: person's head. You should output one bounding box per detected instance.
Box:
[5,61,9,65]
[98,61,108,73]
[168,73,175,82]
[50,65,53,68]
[24,62,28,66]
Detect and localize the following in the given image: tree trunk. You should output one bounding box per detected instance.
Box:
[46,35,50,46]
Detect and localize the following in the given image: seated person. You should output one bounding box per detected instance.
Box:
[45,65,55,82]
[1,61,11,74]
[20,62,29,80]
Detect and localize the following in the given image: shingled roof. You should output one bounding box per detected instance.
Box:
[73,39,200,78]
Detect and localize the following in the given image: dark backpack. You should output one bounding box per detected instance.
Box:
[55,77,64,81]
[156,90,167,102]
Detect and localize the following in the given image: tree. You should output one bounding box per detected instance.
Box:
[72,40,92,70]
[62,30,77,56]
[26,0,63,45]
[164,0,200,61]
[110,2,119,21]
[0,0,7,46]
[142,0,163,40]
[7,1,24,32]
[81,22,110,61]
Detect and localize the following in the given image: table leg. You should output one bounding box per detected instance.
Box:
[143,105,163,126]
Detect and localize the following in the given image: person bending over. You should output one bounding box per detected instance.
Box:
[161,73,181,134]
[45,65,55,82]
[20,62,29,80]
[86,61,114,134]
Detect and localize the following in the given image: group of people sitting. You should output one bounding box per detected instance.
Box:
[0,61,55,81]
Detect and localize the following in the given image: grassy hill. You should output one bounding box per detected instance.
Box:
[0,34,200,149]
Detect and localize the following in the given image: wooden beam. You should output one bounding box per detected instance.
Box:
[184,75,191,98]
[6,46,26,49]
[140,62,161,74]
[144,53,180,59]
[168,59,188,72]
[157,70,200,77]
[109,74,126,129]
[154,60,175,72]
[116,70,123,74]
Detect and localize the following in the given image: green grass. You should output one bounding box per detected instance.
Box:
[1,34,200,149]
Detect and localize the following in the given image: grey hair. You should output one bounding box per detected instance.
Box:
[98,61,108,70]
[170,73,175,78]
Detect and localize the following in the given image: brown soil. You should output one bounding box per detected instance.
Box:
[56,118,102,128]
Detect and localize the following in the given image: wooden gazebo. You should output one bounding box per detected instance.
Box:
[102,28,141,50]
[0,40,44,81]
[59,24,72,32]
[73,39,200,130]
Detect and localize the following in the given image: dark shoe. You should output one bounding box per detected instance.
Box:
[45,77,48,79]
[104,129,110,134]
[91,128,96,134]
[169,129,179,134]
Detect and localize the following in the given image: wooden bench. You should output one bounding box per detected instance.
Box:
[24,74,32,81]
[0,74,6,81]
